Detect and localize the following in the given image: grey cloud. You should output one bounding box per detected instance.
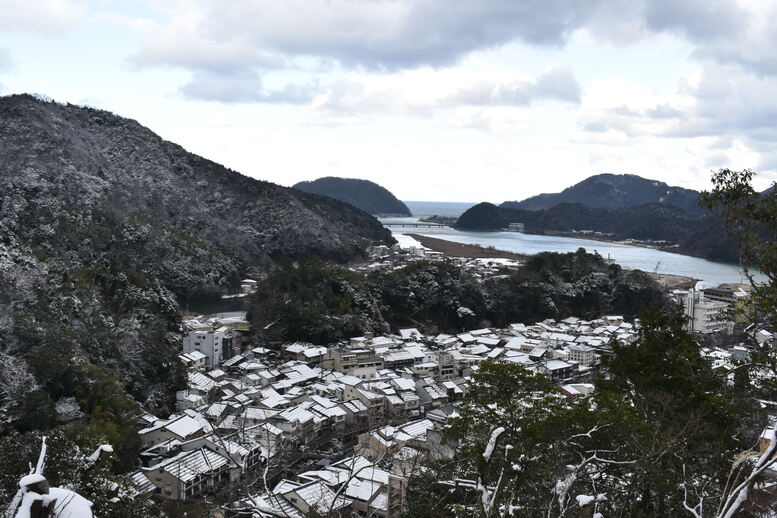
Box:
[304,69,579,127]
[528,67,581,103]
[180,71,318,104]
[130,0,765,76]
[581,121,609,133]
[643,0,749,41]
[451,68,580,106]
[684,67,777,136]
[645,104,683,119]
[590,64,777,149]
[127,0,777,114]
[131,0,605,73]
[131,40,286,73]
[308,80,437,124]
[667,2,777,77]
[646,104,682,119]
[610,106,641,117]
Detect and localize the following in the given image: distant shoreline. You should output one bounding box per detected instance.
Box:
[406,233,528,260]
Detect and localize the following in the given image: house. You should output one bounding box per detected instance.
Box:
[275,479,352,515]
[357,419,434,460]
[139,414,207,447]
[538,360,574,382]
[241,279,258,293]
[143,446,235,501]
[398,328,422,340]
[179,351,207,371]
[324,348,385,378]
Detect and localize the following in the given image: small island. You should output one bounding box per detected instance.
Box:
[293,176,412,216]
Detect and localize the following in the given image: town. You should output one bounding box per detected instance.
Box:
[117,264,772,517]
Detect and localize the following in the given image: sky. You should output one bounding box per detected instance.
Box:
[1,0,776,202]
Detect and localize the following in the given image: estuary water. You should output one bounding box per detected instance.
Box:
[388,201,762,288]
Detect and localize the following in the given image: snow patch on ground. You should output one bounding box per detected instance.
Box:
[393,233,429,250]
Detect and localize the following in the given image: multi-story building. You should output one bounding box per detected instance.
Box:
[143,446,235,501]
[324,348,385,379]
[673,286,734,334]
[567,344,595,367]
[182,327,232,367]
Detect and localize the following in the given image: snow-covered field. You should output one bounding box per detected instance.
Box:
[392,233,429,250]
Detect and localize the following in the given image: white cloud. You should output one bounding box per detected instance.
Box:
[0,47,11,72]
[301,67,580,126]
[0,47,12,92]
[88,11,160,34]
[0,0,87,32]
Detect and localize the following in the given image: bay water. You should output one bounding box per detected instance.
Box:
[390,201,761,288]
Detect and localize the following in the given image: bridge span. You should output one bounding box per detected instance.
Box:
[382,223,447,228]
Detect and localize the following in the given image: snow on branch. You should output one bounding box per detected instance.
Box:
[717,421,777,518]
[483,427,505,462]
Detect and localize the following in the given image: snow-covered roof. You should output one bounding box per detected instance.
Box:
[146,447,231,482]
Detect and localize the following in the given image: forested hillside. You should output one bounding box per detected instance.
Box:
[501,173,703,213]
[248,249,666,345]
[0,94,392,486]
[455,201,739,263]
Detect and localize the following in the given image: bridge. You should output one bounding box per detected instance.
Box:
[383,223,447,228]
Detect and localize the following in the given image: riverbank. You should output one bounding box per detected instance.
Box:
[406,233,528,260]
[540,230,680,254]
[645,272,697,290]
[408,233,699,289]
[387,213,754,287]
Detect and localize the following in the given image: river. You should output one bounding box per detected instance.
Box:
[387,202,763,288]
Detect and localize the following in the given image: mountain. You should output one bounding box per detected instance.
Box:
[454,202,738,263]
[0,94,393,448]
[1,95,393,298]
[293,177,412,216]
[501,173,703,213]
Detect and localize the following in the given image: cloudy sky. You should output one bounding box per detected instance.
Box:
[1,0,776,202]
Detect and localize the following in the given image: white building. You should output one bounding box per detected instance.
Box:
[690,300,733,334]
[182,327,230,367]
[673,286,734,335]
[567,344,595,367]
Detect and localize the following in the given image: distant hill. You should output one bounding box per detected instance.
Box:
[501,173,703,214]
[455,202,739,263]
[293,177,412,216]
